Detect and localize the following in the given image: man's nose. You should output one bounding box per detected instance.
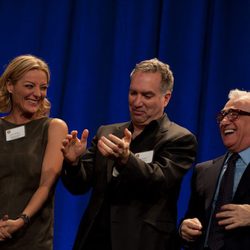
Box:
[133,95,143,106]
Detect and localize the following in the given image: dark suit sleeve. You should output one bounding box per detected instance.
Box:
[61,135,98,195]
[184,166,205,220]
[117,129,197,193]
[179,162,212,249]
[177,166,203,249]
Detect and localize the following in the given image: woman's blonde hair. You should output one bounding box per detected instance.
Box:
[0,54,51,116]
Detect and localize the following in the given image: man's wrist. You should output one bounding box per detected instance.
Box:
[119,150,130,164]
[63,160,81,176]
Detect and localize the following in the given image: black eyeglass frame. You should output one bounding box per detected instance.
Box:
[216,108,250,123]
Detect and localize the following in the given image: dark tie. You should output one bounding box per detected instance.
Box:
[207,153,239,250]
[216,153,239,207]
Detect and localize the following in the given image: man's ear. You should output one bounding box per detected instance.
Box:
[163,91,172,108]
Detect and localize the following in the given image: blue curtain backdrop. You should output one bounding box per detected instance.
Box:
[0,0,249,249]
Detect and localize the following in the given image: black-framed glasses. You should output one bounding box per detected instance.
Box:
[216,108,250,123]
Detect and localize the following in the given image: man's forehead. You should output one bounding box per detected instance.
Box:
[224,99,250,112]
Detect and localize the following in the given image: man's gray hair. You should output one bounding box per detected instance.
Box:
[228,89,250,101]
[130,58,174,93]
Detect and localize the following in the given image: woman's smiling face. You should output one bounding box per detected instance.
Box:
[7,69,48,117]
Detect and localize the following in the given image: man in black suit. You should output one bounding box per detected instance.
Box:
[61,58,197,250]
[180,89,250,250]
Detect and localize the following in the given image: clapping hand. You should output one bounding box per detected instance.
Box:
[61,129,89,165]
[97,128,132,164]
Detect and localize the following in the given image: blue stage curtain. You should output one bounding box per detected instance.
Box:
[0,0,249,249]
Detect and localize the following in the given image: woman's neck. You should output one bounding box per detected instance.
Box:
[4,112,36,125]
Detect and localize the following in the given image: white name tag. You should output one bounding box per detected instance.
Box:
[5,125,25,141]
[135,150,154,163]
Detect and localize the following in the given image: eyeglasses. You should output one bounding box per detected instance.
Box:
[216,108,250,123]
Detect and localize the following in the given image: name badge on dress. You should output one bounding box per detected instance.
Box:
[5,125,25,141]
[135,150,154,163]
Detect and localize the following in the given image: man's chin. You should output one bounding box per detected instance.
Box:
[132,118,149,127]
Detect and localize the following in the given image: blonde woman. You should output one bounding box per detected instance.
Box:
[0,55,68,250]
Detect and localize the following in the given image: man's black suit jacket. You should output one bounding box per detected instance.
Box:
[183,154,250,250]
[61,114,197,250]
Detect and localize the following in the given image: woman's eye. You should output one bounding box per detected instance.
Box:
[25,84,33,89]
[41,86,48,91]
